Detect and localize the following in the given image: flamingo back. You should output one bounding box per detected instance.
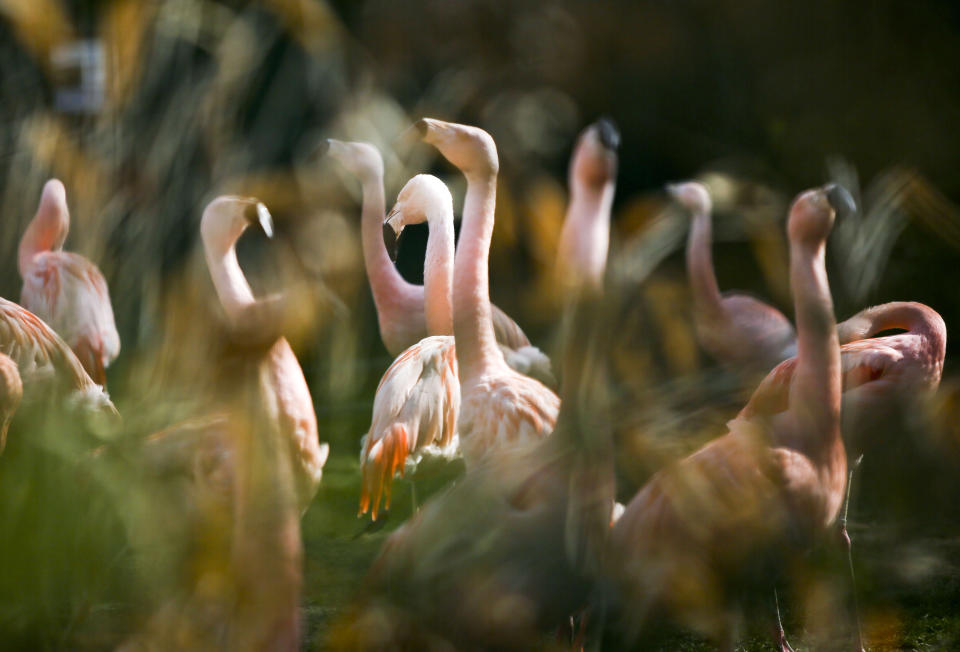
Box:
[20,251,120,385]
[0,298,116,418]
[360,335,460,519]
[458,370,560,469]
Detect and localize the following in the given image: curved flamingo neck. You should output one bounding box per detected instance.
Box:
[19,192,70,277]
[423,203,455,337]
[454,174,502,379]
[787,238,842,466]
[839,301,946,357]
[359,176,419,321]
[686,208,724,317]
[203,221,256,324]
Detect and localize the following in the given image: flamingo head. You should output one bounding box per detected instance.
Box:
[788,184,854,248]
[414,118,499,179]
[666,181,712,218]
[19,179,70,275]
[570,117,619,191]
[382,174,453,262]
[323,139,384,183]
[200,195,274,253]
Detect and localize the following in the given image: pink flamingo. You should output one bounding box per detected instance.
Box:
[124,196,328,651]
[199,195,330,510]
[416,118,559,468]
[19,179,120,387]
[324,139,554,385]
[556,118,619,292]
[671,180,797,373]
[358,175,460,519]
[743,301,945,435]
[0,297,117,419]
[0,354,22,454]
[608,184,852,650]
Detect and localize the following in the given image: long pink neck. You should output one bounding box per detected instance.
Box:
[560,182,613,289]
[838,301,946,358]
[788,238,842,465]
[686,208,724,317]
[204,226,257,325]
[359,176,418,318]
[423,205,455,336]
[19,201,69,276]
[454,174,501,378]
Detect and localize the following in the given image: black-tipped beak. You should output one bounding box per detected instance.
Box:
[383,206,405,263]
[595,117,620,151]
[244,202,274,238]
[824,183,856,216]
[314,138,331,159]
[382,223,398,263]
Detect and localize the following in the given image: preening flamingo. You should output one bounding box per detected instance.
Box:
[19,179,120,387]
[417,118,559,468]
[0,354,22,454]
[556,118,619,292]
[744,301,946,442]
[672,180,797,373]
[324,138,554,385]
[358,174,460,519]
[608,184,852,649]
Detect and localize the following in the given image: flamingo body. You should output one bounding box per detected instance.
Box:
[0,297,115,415]
[673,181,797,372]
[19,179,120,386]
[609,185,852,646]
[0,353,22,454]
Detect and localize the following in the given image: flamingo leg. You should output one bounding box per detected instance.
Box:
[773,587,795,652]
[839,454,866,652]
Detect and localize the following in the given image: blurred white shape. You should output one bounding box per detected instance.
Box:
[51,39,105,115]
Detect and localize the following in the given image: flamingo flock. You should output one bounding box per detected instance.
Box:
[0,112,951,652]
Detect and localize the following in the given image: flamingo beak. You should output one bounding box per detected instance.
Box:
[383,206,404,263]
[244,201,274,238]
[665,183,683,201]
[824,183,856,217]
[594,117,620,151]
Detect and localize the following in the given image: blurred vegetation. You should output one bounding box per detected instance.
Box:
[0,0,959,650]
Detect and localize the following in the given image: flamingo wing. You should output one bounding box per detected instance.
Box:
[490,303,531,350]
[21,251,120,384]
[360,336,460,519]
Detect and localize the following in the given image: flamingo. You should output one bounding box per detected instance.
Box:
[556,118,619,293]
[744,301,946,437]
[608,184,853,650]
[324,139,554,385]
[671,180,797,373]
[358,175,460,520]
[18,179,120,387]
[121,196,329,652]
[0,354,22,454]
[197,196,329,512]
[0,297,117,419]
[415,118,559,468]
